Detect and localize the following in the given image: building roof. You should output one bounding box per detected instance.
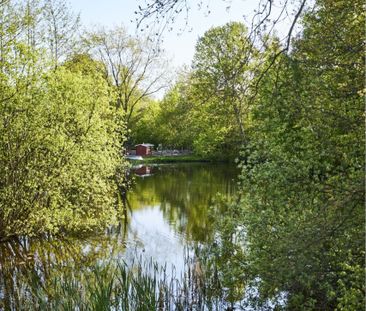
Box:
[135,143,154,147]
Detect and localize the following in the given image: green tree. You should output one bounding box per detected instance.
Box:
[0,1,127,239]
[206,0,364,309]
[1,66,124,238]
[130,72,196,150]
[154,79,196,149]
[129,98,161,146]
[192,22,258,141]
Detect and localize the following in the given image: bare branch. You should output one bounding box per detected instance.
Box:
[84,26,170,127]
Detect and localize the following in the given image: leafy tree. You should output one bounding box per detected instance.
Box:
[63,53,107,78]
[192,22,258,140]
[137,22,262,159]
[129,98,161,146]
[0,0,127,239]
[130,72,196,150]
[0,66,124,237]
[205,0,365,309]
[153,79,196,149]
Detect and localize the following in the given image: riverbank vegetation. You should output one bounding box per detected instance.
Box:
[130,22,253,160]
[135,0,365,308]
[0,0,364,309]
[0,239,236,310]
[0,0,168,239]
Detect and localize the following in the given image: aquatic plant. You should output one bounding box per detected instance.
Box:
[2,254,234,311]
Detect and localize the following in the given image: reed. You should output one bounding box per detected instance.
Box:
[14,255,231,310]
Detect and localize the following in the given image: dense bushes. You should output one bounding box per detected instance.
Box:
[0,1,127,239]
[204,0,365,309]
[0,66,125,238]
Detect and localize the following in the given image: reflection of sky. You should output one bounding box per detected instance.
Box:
[123,206,187,275]
[0,164,240,308]
[123,163,237,270]
[2,164,234,273]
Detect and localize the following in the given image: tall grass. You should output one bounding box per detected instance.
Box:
[12,255,231,311]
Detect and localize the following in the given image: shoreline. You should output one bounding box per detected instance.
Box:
[127,155,230,164]
[127,155,212,164]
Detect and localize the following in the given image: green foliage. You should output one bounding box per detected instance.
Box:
[0,0,364,309]
[205,0,365,309]
[128,98,162,146]
[133,22,263,160]
[63,53,107,78]
[185,22,258,158]
[0,1,127,239]
[84,25,168,139]
[0,66,124,237]
[1,246,232,310]
[130,78,197,150]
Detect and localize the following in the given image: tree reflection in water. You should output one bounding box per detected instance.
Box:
[129,163,237,242]
[0,163,238,309]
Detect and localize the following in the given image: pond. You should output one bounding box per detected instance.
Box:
[0,163,239,309]
[125,163,237,269]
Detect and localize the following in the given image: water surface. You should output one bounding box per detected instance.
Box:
[0,163,237,308]
[125,163,237,268]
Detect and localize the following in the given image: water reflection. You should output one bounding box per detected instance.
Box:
[0,233,127,309]
[129,163,237,243]
[0,163,237,308]
[133,164,153,177]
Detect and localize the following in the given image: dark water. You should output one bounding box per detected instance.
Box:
[0,163,238,308]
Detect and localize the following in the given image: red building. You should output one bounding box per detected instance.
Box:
[134,165,152,177]
[135,143,154,156]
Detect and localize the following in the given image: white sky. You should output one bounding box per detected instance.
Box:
[67,0,298,99]
[68,0,284,69]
